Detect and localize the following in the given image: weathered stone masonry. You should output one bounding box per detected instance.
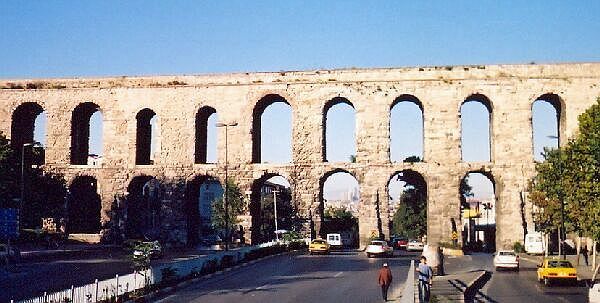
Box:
[1,63,599,248]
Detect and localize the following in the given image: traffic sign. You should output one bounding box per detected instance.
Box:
[451,231,458,240]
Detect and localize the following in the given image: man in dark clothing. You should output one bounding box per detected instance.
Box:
[378,262,393,301]
[582,245,589,266]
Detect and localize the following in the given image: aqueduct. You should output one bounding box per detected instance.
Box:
[1,63,599,248]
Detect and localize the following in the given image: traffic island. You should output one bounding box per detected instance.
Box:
[428,270,489,302]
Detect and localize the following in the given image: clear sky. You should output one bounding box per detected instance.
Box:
[7,1,597,200]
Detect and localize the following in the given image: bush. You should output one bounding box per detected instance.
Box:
[513,241,525,253]
[287,240,307,251]
[200,259,218,275]
[219,255,234,269]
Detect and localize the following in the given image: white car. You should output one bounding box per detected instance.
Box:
[366,240,393,258]
[406,240,424,251]
[493,250,519,271]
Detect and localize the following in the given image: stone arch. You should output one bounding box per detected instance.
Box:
[318,168,360,243]
[460,93,493,162]
[185,174,222,245]
[11,102,45,149]
[531,93,566,157]
[251,94,291,163]
[390,94,425,162]
[67,175,102,234]
[125,175,162,239]
[248,173,294,244]
[460,170,497,252]
[386,170,428,240]
[322,97,356,162]
[135,108,158,165]
[70,102,102,165]
[195,106,217,164]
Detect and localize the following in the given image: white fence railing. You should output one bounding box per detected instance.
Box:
[12,243,276,303]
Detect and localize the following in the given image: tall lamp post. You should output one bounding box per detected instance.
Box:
[20,142,41,231]
[272,189,280,241]
[216,122,237,251]
[548,135,566,260]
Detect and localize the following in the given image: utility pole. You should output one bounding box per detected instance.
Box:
[273,189,280,241]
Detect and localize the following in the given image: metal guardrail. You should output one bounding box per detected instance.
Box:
[399,260,415,303]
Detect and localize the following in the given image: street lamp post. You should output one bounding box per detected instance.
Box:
[548,135,566,260]
[20,142,41,231]
[272,189,280,241]
[216,122,237,251]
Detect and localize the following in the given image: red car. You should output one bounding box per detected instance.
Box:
[391,237,408,249]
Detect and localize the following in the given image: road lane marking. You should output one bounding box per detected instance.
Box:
[334,271,343,277]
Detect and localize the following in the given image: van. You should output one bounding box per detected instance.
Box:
[525,232,544,254]
[326,233,342,248]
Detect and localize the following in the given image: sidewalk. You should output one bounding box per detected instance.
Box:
[519,253,597,282]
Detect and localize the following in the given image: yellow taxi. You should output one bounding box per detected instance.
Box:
[537,258,577,286]
[308,239,330,255]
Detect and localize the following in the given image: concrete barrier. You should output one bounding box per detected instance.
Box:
[399,260,415,303]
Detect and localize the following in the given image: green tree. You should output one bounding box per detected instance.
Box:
[391,186,427,239]
[529,98,600,278]
[0,132,19,208]
[323,205,357,233]
[211,178,245,239]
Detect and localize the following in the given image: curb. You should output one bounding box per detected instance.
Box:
[124,250,297,303]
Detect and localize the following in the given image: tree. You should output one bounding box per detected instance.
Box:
[0,132,19,208]
[323,205,357,233]
[211,178,244,239]
[391,186,426,239]
[403,155,422,163]
[529,98,600,278]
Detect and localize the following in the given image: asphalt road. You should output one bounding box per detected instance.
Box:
[152,250,417,303]
[445,253,589,303]
[1,250,132,303]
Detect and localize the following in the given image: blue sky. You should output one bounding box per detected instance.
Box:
[6,1,597,201]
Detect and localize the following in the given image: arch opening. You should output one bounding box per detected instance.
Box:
[252,94,291,163]
[11,102,46,165]
[71,102,103,165]
[387,170,427,242]
[323,97,356,162]
[390,95,424,162]
[125,176,162,239]
[249,175,294,244]
[460,172,496,252]
[185,176,223,245]
[461,94,492,162]
[319,170,359,248]
[195,107,218,164]
[67,176,101,234]
[135,109,158,165]
[532,94,562,161]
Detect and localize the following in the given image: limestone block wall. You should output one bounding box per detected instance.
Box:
[1,63,599,248]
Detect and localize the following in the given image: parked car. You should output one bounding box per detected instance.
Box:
[537,258,577,286]
[133,241,163,260]
[524,232,544,254]
[493,250,519,271]
[0,244,20,265]
[309,239,330,255]
[326,233,342,249]
[389,236,408,249]
[366,240,393,258]
[407,239,424,251]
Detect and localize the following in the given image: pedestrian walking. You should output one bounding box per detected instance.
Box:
[416,256,433,303]
[582,245,589,266]
[377,262,393,301]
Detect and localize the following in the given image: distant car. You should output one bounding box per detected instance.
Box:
[406,240,424,251]
[537,258,577,286]
[493,250,519,271]
[0,244,20,265]
[366,240,393,258]
[309,239,330,255]
[133,241,163,260]
[524,232,544,254]
[326,233,342,249]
